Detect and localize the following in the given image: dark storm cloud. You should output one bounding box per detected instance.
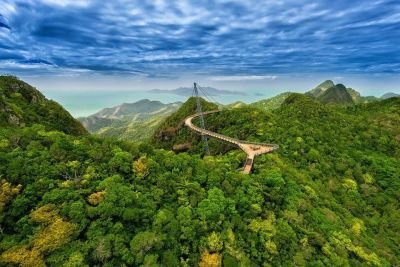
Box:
[0,0,399,77]
[0,22,11,30]
[0,14,11,29]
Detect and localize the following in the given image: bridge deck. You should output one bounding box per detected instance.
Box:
[184,111,278,174]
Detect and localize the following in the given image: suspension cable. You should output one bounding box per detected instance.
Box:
[197,84,220,105]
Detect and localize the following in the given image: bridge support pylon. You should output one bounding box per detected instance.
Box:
[193,82,209,154]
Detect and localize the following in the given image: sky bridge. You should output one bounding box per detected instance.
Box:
[185,83,278,174]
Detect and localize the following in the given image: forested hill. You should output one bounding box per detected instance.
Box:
[152,97,218,152]
[315,84,354,104]
[249,80,378,114]
[307,80,378,104]
[78,99,182,141]
[152,92,400,265]
[0,77,399,266]
[0,76,87,136]
[250,92,293,112]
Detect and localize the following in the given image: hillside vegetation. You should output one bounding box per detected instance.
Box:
[153,93,400,265]
[79,100,181,141]
[316,84,354,104]
[249,80,378,114]
[308,80,378,104]
[0,76,86,136]
[78,80,383,142]
[0,78,399,266]
[152,97,218,153]
[250,92,293,112]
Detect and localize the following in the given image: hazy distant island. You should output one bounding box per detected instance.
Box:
[149,86,246,96]
[381,92,400,99]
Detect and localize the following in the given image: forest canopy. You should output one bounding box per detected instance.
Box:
[0,77,399,266]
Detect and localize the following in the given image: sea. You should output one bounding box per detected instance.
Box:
[45,88,286,117]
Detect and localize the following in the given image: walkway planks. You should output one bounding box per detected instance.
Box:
[184,111,278,174]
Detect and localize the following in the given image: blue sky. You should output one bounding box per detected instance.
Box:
[0,0,400,96]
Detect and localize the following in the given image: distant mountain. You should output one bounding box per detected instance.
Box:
[347,87,379,103]
[307,80,378,104]
[308,80,335,98]
[381,92,400,99]
[317,84,354,104]
[84,99,181,120]
[361,95,380,103]
[346,87,361,102]
[78,99,181,140]
[0,75,87,135]
[251,92,293,111]
[224,101,247,109]
[251,80,379,112]
[149,86,246,96]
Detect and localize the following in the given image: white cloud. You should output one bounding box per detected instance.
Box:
[0,2,16,17]
[209,75,277,81]
[38,0,91,7]
[0,60,49,69]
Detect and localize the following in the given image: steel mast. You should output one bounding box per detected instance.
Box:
[193,82,209,154]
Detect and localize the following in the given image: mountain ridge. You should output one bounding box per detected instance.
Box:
[78,99,182,140]
[0,77,399,266]
[381,92,400,99]
[0,75,87,135]
[308,80,335,98]
[251,92,293,111]
[317,83,354,104]
[307,80,378,104]
[82,99,182,120]
[149,86,246,96]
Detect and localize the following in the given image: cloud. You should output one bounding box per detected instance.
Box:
[0,13,11,29]
[0,0,399,77]
[0,60,54,70]
[0,22,11,30]
[209,75,278,81]
[20,59,53,65]
[0,3,16,17]
[38,0,91,7]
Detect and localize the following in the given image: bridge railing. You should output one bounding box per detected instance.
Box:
[189,125,241,147]
[184,108,279,174]
[185,111,279,151]
[239,140,279,150]
[183,110,219,123]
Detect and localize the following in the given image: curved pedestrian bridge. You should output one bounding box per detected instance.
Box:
[184,111,278,174]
